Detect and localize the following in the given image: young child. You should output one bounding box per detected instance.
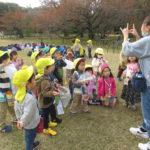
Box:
[50,47,66,84]
[13,66,40,150]
[70,58,90,114]
[97,64,117,107]
[87,40,93,58]
[10,50,24,70]
[72,39,84,58]
[36,58,61,136]
[92,48,108,77]
[31,51,43,64]
[121,57,141,110]
[84,65,98,105]
[117,51,127,81]
[0,51,17,133]
[64,47,74,62]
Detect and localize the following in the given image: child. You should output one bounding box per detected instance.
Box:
[92,48,108,77]
[64,47,74,62]
[70,58,90,114]
[72,39,84,58]
[121,57,141,110]
[50,47,66,84]
[97,64,117,107]
[13,66,40,150]
[31,51,43,64]
[0,51,17,133]
[117,51,127,81]
[10,50,24,70]
[84,65,98,105]
[87,40,93,58]
[36,58,61,136]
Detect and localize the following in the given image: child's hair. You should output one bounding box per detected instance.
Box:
[28,73,35,83]
[10,51,18,60]
[127,57,138,63]
[76,60,85,71]
[64,47,73,54]
[94,53,98,58]
[85,67,93,73]
[0,53,9,64]
[143,16,150,26]
[101,67,114,78]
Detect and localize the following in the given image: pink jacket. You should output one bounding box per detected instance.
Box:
[97,77,116,98]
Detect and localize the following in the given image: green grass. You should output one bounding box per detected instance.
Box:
[0,39,145,150]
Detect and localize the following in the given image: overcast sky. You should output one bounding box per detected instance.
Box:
[0,0,41,8]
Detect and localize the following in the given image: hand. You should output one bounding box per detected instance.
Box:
[120,23,129,42]
[81,81,89,85]
[53,91,60,96]
[128,24,140,40]
[17,120,23,130]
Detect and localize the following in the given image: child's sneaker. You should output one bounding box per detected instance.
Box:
[117,77,122,81]
[1,125,12,133]
[43,128,57,136]
[12,119,18,123]
[48,122,57,127]
[33,141,40,150]
[129,105,137,111]
[53,118,62,124]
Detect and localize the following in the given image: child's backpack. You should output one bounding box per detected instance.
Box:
[131,72,147,92]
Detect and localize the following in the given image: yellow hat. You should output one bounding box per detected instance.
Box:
[31,52,40,63]
[13,66,34,102]
[50,47,59,56]
[85,64,93,70]
[74,58,85,70]
[95,48,104,55]
[0,50,8,57]
[36,58,55,78]
[75,38,80,44]
[87,40,92,45]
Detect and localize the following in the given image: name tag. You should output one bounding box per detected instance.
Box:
[74,88,82,94]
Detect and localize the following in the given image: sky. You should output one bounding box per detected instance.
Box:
[0,0,41,8]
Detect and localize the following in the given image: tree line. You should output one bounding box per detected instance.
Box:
[0,0,150,39]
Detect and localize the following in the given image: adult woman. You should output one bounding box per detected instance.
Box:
[121,16,150,150]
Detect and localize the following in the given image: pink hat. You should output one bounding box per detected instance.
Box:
[101,64,109,72]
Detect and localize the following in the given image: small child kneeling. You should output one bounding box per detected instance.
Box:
[97,64,117,107]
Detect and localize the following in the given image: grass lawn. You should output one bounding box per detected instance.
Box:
[0,39,146,150]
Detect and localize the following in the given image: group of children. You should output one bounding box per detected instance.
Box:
[0,38,141,150]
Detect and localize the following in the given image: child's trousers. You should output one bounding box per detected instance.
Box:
[70,94,89,113]
[0,102,16,130]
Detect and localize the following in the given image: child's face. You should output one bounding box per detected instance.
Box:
[97,54,103,59]
[86,70,93,75]
[45,65,55,75]
[53,51,61,59]
[27,76,36,90]
[13,54,18,60]
[78,61,85,71]
[128,57,137,62]
[102,68,110,78]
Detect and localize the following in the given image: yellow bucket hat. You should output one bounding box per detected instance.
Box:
[87,40,92,45]
[0,50,8,57]
[36,58,55,78]
[95,48,104,55]
[50,47,59,56]
[31,52,40,63]
[75,38,80,44]
[13,66,34,102]
[85,64,93,70]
